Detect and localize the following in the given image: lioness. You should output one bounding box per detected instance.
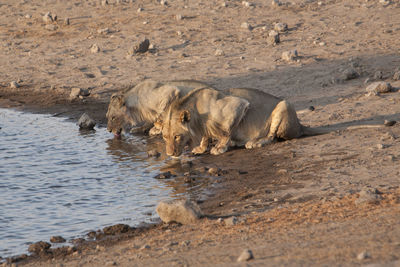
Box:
[162,87,385,156]
[106,80,212,137]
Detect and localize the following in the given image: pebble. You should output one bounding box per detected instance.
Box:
[140,244,151,250]
[271,0,282,6]
[137,7,143,13]
[355,188,382,205]
[154,171,174,179]
[101,0,108,6]
[241,22,252,31]
[131,38,150,54]
[384,120,396,127]
[160,0,167,6]
[242,1,253,7]
[42,12,53,23]
[215,49,224,56]
[267,30,280,45]
[366,81,392,94]
[10,81,19,89]
[357,251,370,260]
[50,236,66,243]
[274,22,288,32]
[176,14,182,21]
[78,113,96,130]
[106,261,117,266]
[97,28,110,34]
[208,167,221,176]
[70,87,90,98]
[90,44,100,53]
[237,249,254,262]
[341,68,359,80]
[45,24,57,31]
[225,216,238,226]
[103,224,131,235]
[64,18,70,25]
[282,50,298,61]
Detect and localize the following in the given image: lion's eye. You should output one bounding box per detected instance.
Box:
[174,135,181,141]
[111,116,115,121]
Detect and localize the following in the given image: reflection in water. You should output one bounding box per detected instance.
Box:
[0,109,213,258]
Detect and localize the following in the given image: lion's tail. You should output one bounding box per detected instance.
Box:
[301,123,389,136]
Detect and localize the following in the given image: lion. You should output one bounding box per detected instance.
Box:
[162,87,387,156]
[106,80,212,137]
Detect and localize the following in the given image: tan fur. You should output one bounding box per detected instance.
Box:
[162,87,385,156]
[106,80,211,136]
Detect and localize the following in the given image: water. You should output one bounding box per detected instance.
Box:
[0,108,205,258]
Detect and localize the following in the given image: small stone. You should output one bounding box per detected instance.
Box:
[137,7,143,12]
[106,261,117,266]
[271,0,282,6]
[357,251,370,260]
[282,50,298,61]
[241,22,252,31]
[97,28,110,34]
[374,70,384,80]
[101,0,108,6]
[237,249,254,262]
[140,244,151,250]
[50,236,66,243]
[131,38,150,54]
[156,199,203,224]
[221,2,227,7]
[341,68,359,80]
[274,22,288,32]
[393,71,400,80]
[25,14,32,19]
[208,167,221,176]
[225,216,238,226]
[160,0,167,6]
[28,241,51,254]
[154,171,174,179]
[384,120,396,126]
[45,24,57,31]
[42,12,53,23]
[70,87,90,98]
[366,81,392,94]
[267,30,280,45]
[215,49,224,56]
[103,224,131,235]
[242,1,253,7]
[10,81,19,89]
[64,18,70,25]
[355,188,382,205]
[147,149,160,158]
[176,14,182,21]
[78,113,96,130]
[90,44,100,53]
[319,42,326,46]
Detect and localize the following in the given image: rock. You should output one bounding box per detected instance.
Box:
[357,251,370,260]
[355,188,382,205]
[282,50,298,61]
[147,149,160,158]
[28,241,51,254]
[70,87,90,98]
[374,70,384,80]
[393,71,400,80]
[225,216,238,226]
[341,68,359,80]
[366,81,392,94]
[50,236,66,243]
[274,22,288,32]
[160,0,167,6]
[154,171,173,179]
[137,7,143,13]
[42,12,53,23]
[175,14,182,21]
[90,44,100,53]
[384,120,396,126]
[103,224,131,235]
[241,22,252,31]
[101,0,108,6]
[208,167,221,176]
[237,249,254,262]
[156,199,203,224]
[140,244,151,250]
[78,113,96,130]
[131,38,150,54]
[9,81,19,89]
[271,0,282,7]
[106,261,117,266]
[64,18,70,25]
[97,28,110,34]
[45,24,57,31]
[242,1,253,7]
[215,49,224,56]
[267,30,280,45]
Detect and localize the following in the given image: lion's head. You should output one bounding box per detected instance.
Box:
[106,93,135,137]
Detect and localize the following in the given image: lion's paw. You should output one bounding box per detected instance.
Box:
[149,126,162,136]
[245,141,256,149]
[210,146,227,155]
[192,146,207,154]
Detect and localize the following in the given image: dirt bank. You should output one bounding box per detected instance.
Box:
[1,0,400,266]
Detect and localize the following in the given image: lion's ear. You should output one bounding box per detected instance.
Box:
[180,110,191,123]
[111,94,125,106]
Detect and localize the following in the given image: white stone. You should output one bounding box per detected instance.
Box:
[282,50,298,61]
[156,200,203,224]
[237,249,254,262]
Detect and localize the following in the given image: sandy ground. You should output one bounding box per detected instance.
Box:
[1,0,400,266]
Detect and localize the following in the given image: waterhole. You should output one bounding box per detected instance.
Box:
[0,108,209,258]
